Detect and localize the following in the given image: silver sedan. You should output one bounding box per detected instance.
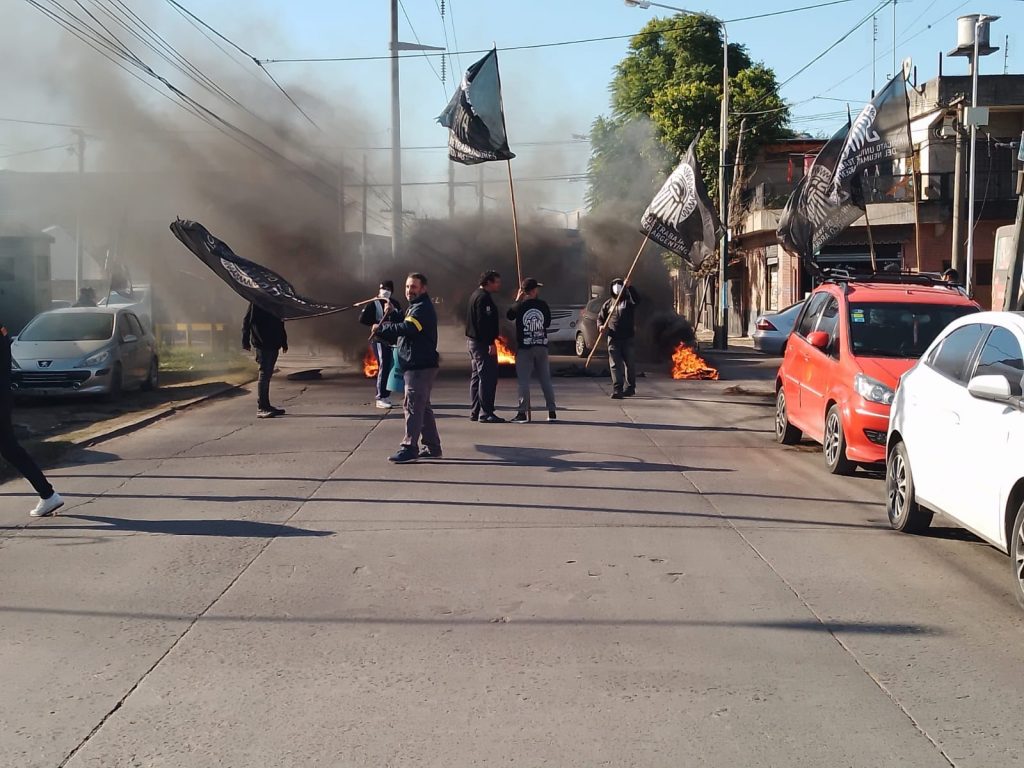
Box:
[752,300,805,356]
[11,307,159,398]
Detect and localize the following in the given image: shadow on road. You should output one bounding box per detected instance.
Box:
[13,514,333,538]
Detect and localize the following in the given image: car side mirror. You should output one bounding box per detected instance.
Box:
[123,334,138,344]
[967,374,1012,404]
[807,330,830,351]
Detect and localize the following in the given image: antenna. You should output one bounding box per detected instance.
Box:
[1005,35,1010,75]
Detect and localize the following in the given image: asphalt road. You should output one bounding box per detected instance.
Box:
[1,350,1022,767]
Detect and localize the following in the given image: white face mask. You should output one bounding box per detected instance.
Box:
[611,283,623,296]
[379,289,392,300]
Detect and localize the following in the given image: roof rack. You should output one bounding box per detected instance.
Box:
[819,269,968,296]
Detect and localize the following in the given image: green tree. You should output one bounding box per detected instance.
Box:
[587,14,790,215]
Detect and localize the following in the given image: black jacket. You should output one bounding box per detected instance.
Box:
[375,293,439,371]
[359,297,402,327]
[465,287,500,344]
[242,304,287,351]
[506,298,551,347]
[597,287,641,340]
[0,334,10,391]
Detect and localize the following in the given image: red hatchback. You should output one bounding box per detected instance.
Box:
[775,274,979,473]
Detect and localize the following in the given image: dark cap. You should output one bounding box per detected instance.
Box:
[611,277,625,286]
[521,278,543,292]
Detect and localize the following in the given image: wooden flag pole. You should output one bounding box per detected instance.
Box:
[863,203,878,272]
[506,159,524,287]
[585,234,649,368]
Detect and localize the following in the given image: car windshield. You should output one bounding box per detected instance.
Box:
[848,302,978,359]
[19,313,114,342]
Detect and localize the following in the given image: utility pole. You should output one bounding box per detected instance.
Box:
[478,166,484,217]
[73,129,85,298]
[389,0,403,261]
[337,154,346,268]
[951,104,965,274]
[891,0,897,80]
[714,23,730,350]
[361,154,368,283]
[448,160,455,219]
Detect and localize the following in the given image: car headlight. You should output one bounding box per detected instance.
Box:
[854,373,895,405]
[10,357,20,370]
[78,348,112,368]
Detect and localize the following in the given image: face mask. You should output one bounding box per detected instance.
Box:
[612,284,623,296]
[379,289,392,300]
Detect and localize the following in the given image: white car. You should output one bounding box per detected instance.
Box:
[886,311,1024,606]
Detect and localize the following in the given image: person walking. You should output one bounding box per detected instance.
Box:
[242,302,288,419]
[359,279,403,409]
[372,273,442,464]
[506,278,557,423]
[465,270,505,423]
[598,278,641,399]
[0,321,63,517]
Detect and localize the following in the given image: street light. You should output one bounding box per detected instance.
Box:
[624,0,730,349]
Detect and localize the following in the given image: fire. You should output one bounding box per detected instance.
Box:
[495,336,516,365]
[671,343,719,380]
[363,347,379,378]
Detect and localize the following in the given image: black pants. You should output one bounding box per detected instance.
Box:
[0,393,53,499]
[607,337,636,393]
[256,348,280,410]
[372,342,393,400]
[467,338,498,418]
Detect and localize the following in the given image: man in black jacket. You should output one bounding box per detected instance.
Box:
[242,303,288,418]
[506,278,557,422]
[359,279,403,409]
[597,278,641,399]
[372,273,441,464]
[0,321,64,517]
[465,270,504,423]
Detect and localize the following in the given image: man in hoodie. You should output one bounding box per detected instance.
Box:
[372,273,441,464]
[0,321,64,517]
[359,279,403,409]
[597,278,641,399]
[506,278,557,423]
[465,270,505,423]
[242,303,288,419]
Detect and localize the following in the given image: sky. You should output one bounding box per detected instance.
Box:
[4,0,1023,227]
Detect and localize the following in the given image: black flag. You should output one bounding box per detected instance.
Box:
[169,219,350,320]
[438,48,515,165]
[640,137,723,267]
[778,72,912,260]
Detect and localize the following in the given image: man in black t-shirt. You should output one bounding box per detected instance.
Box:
[506,278,557,423]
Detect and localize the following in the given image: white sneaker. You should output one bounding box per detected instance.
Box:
[30,492,64,517]
[375,398,394,409]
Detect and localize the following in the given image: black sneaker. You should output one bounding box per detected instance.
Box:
[388,447,419,464]
[418,446,443,459]
[469,413,479,422]
[510,412,529,424]
[610,391,624,400]
[479,414,506,423]
[547,411,557,422]
[623,388,636,398]
[257,408,277,419]
[269,406,287,415]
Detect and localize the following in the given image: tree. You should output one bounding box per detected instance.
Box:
[587,15,790,215]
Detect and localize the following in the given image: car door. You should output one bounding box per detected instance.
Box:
[783,292,829,426]
[126,313,150,384]
[905,323,987,512]
[116,313,142,382]
[800,295,842,440]
[953,325,1024,545]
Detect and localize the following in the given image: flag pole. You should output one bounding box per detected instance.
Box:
[506,159,524,288]
[863,203,878,272]
[585,234,649,368]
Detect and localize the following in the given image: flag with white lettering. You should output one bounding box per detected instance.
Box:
[438,48,515,165]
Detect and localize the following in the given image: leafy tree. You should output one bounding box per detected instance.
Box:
[587,14,790,215]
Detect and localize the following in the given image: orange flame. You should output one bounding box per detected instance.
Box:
[363,348,379,378]
[671,343,719,380]
[495,336,516,365]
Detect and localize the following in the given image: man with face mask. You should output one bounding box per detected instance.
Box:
[597,278,641,399]
[0,321,64,517]
[359,279,403,408]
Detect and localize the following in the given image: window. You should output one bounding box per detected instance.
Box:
[126,314,145,338]
[929,324,987,383]
[19,312,113,342]
[974,326,1024,396]
[795,292,829,337]
[849,303,979,359]
[816,297,840,341]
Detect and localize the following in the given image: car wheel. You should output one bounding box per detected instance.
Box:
[1010,502,1024,610]
[886,441,932,533]
[775,388,801,445]
[106,363,123,401]
[823,405,854,475]
[141,357,159,391]
[575,332,588,358]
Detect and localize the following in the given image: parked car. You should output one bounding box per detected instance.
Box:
[10,307,159,398]
[575,297,604,358]
[886,311,1024,606]
[547,303,586,353]
[774,273,979,473]
[753,300,805,355]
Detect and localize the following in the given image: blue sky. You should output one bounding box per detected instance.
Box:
[5,0,1023,223]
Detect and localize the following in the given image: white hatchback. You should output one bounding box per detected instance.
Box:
[886,311,1024,606]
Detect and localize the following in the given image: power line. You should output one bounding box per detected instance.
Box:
[0,143,75,160]
[397,0,447,97]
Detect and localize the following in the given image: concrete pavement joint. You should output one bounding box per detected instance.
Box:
[621,399,958,767]
[55,408,388,768]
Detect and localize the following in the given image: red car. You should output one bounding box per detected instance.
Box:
[774,273,979,473]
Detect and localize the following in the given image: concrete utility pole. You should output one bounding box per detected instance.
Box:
[362,154,368,283]
[951,105,965,274]
[448,161,455,219]
[72,129,85,297]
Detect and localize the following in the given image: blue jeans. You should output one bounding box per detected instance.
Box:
[372,342,394,400]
